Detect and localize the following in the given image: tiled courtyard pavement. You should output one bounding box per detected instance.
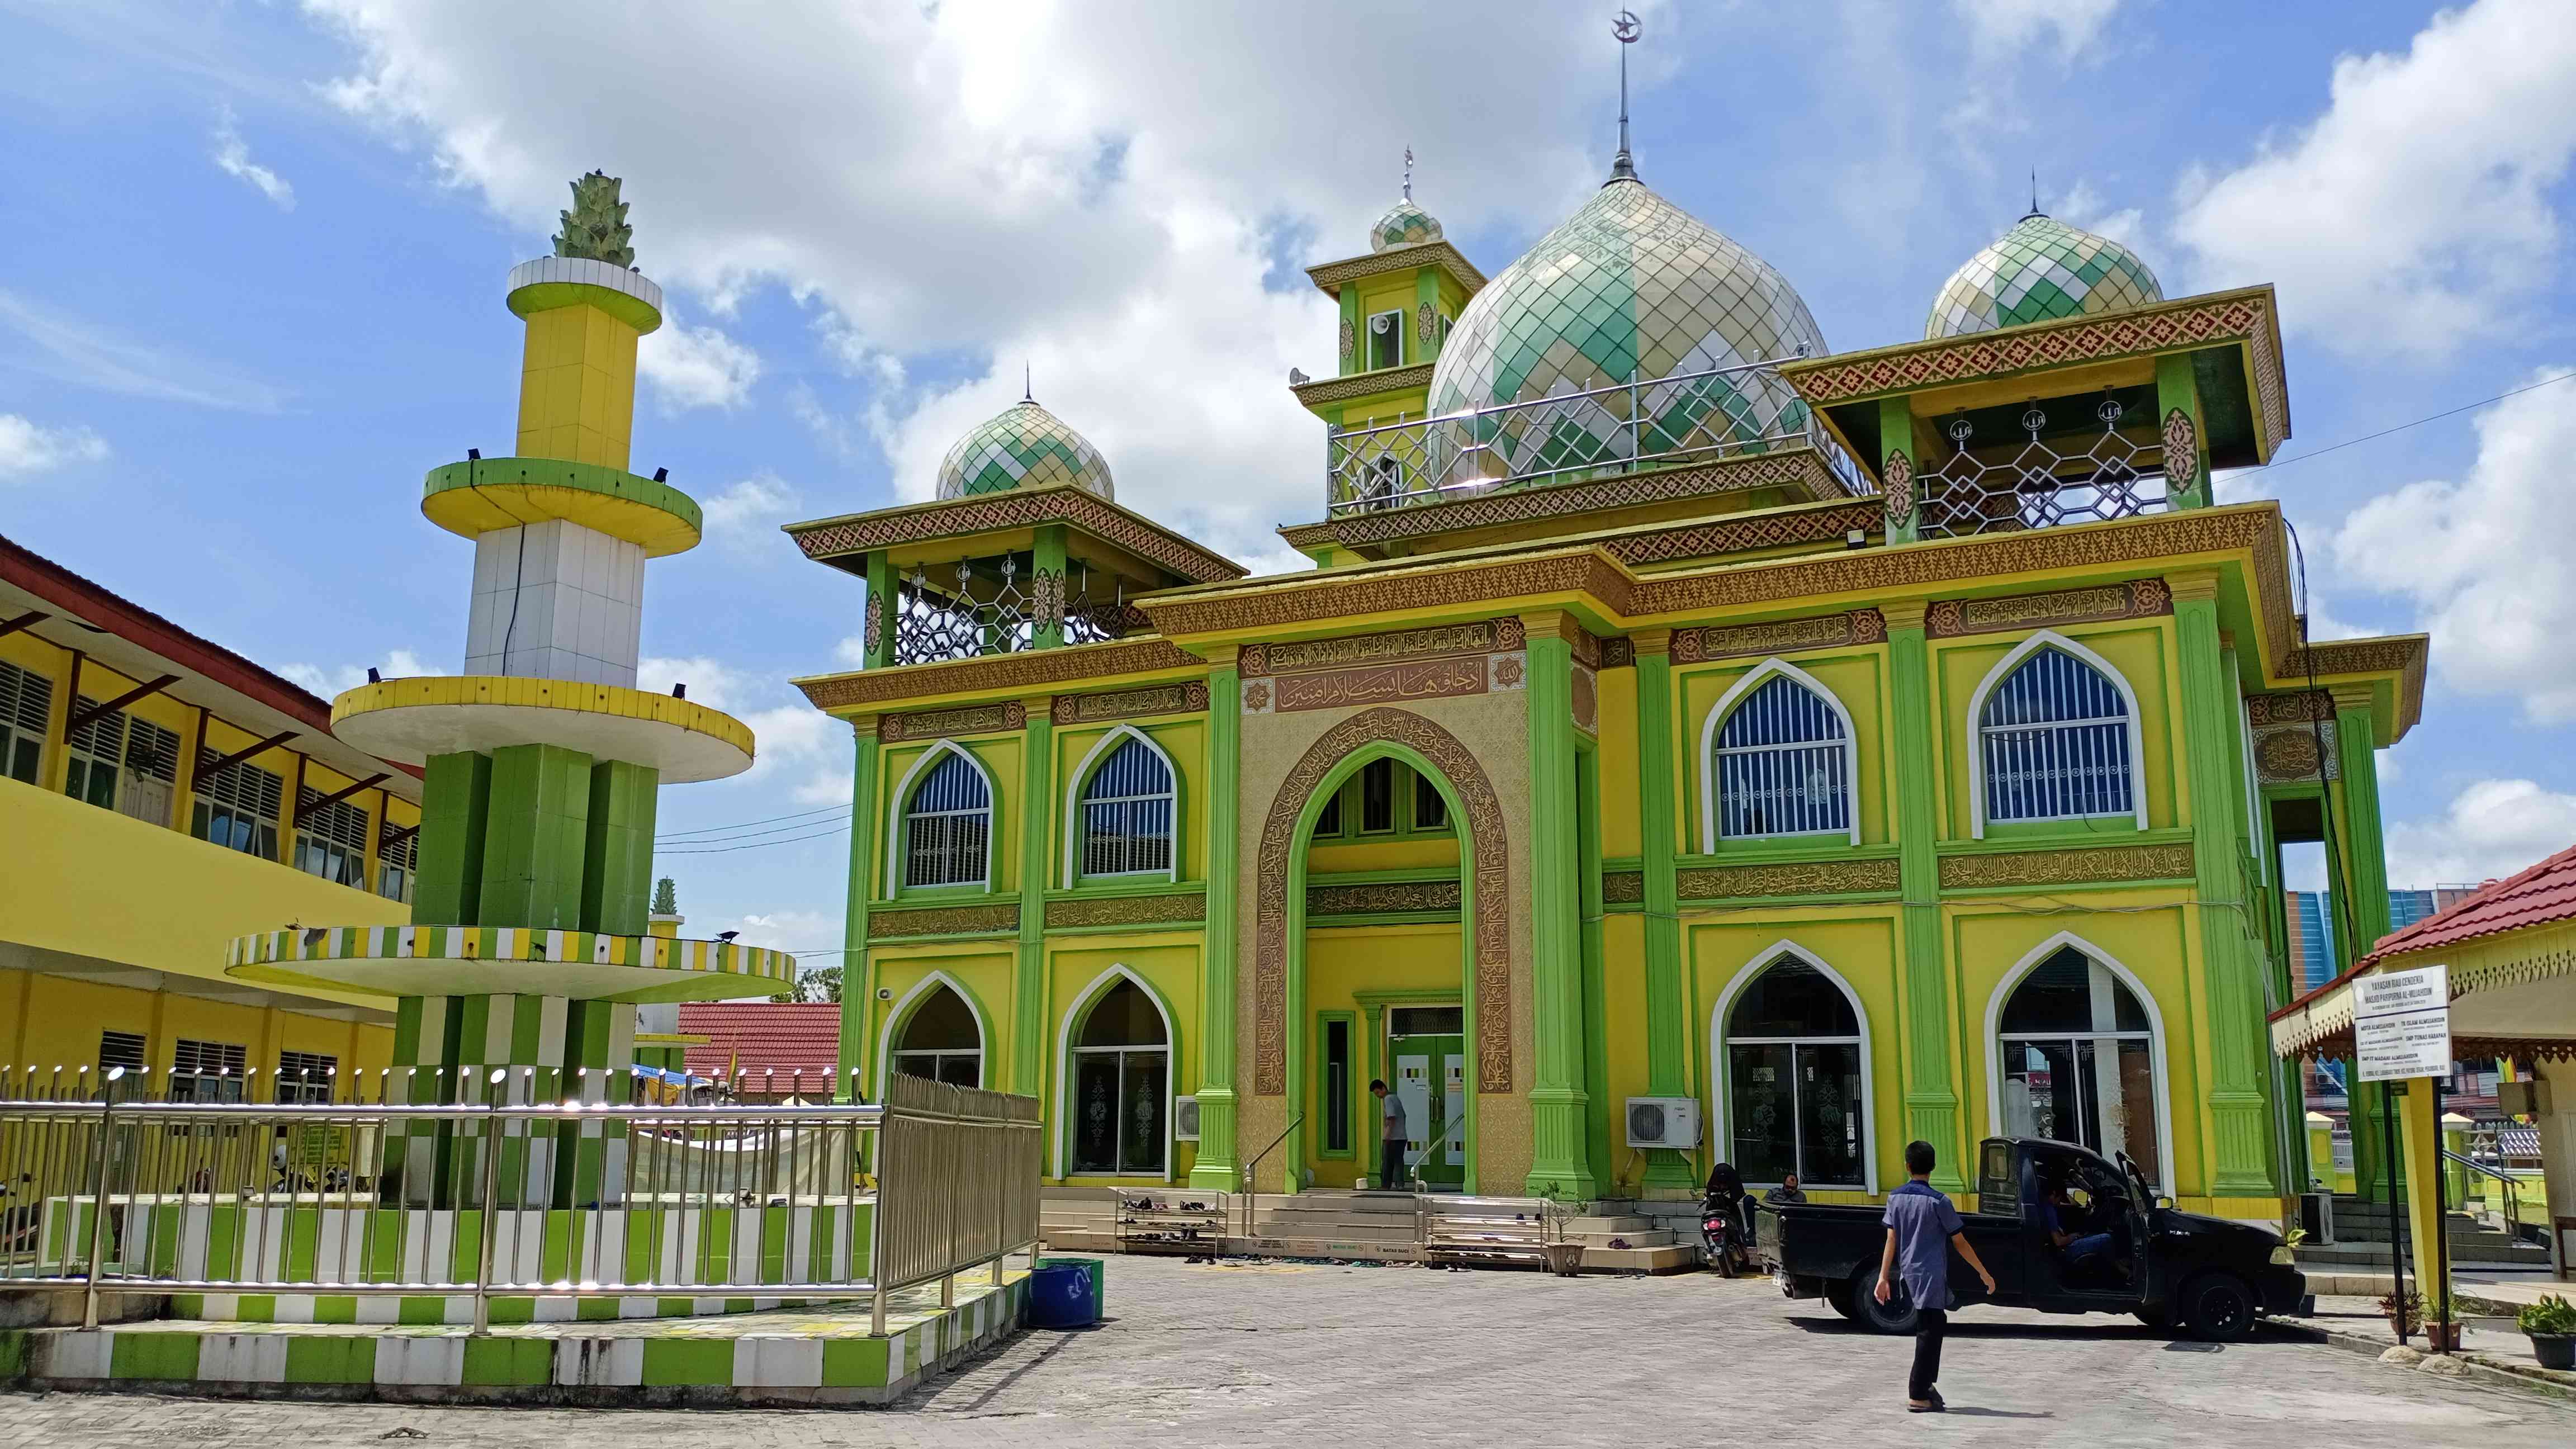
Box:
[6,1256,2571,1446]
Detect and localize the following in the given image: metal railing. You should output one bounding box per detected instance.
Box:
[1323,356,1868,516]
[1237,1114,1304,1244]
[0,1063,1040,1337]
[2442,1148,2530,1241]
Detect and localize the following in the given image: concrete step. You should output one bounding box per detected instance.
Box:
[1580,1243,1700,1273]
[1040,1228,1119,1253]
[1568,1229,1677,1248]
[1565,1215,1655,1234]
[1227,1235,1422,1263]
[2300,1241,2551,1267]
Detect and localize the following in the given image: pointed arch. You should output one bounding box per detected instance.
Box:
[1980,930,2175,1191]
[883,738,997,894]
[1053,963,1180,1180]
[1708,939,1878,1192]
[1696,657,1862,851]
[1966,629,2147,838]
[1060,723,1181,886]
[874,969,993,1096]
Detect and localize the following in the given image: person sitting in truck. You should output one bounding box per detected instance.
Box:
[2042,1179,2119,1281]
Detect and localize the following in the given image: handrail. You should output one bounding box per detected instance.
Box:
[1408,1110,1466,1192]
[1237,1114,1306,1246]
[2442,1147,2526,1236]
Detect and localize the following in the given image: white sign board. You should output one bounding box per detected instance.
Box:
[2354,964,2451,1083]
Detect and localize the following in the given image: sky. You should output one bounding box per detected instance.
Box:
[5,0,2576,977]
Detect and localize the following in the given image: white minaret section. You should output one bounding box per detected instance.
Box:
[465,519,646,686]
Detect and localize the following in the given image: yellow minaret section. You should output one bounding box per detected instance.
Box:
[511,274,656,469]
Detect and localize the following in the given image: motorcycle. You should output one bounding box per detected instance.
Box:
[1700,1201,1744,1276]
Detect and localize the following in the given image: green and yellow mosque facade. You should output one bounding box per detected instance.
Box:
[790,150,2426,1224]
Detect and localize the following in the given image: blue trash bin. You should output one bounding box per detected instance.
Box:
[1027,1258,1102,1328]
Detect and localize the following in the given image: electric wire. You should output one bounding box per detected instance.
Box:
[656,803,844,841]
[652,812,850,848]
[655,821,853,855]
[2227,368,2576,481]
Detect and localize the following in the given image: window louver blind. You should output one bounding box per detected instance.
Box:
[297,787,371,851]
[0,661,52,733]
[198,751,285,818]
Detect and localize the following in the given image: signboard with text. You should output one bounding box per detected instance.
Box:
[2354,964,2451,1083]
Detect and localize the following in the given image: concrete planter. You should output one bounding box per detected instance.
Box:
[1541,1242,1584,1277]
[2529,1333,2575,1372]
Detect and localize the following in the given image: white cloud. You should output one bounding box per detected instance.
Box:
[634,654,750,713]
[702,908,841,955]
[211,105,295,210]
[637,315,760,411]
[0,290,288,411]
[0,414,108,479]
[698,471,798,543]
[832,634,869,669]
[2169,0,2576,358]
[2384,778,2576,888]
[1953,0,2122,61]
[2331,367,2576,721]
[281,647,444,697]
[2054,179,2144,252]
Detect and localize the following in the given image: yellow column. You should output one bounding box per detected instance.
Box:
[2303,1111,2334,1192]
[2394,1081,2447,1320]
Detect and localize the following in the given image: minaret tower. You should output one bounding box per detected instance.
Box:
[226,173,789,1206]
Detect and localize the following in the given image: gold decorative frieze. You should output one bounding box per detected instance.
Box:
[1242,618,1521,676]
[1938,842,2195,890]
[869,903,1020,939]
[2246,690,2334,727]
[1925,579,2171,638]
[1306,880,1462,916]
[1240,618,1527,716]
[879,701,1025,742]
[1674,609,1886,663]
[1677,858,1901,899]
[1290,361,1436,408]
[1302,448,1848,550]
[786,485,1243,587]
[2251,721,2340,784]
[1052,681,1210,727]
[1602,871,1645,904]
[798,638,1201,713]
[1599,637,1637,669]
[1044,893,1207,929]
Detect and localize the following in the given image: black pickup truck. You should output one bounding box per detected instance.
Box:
[1769,1137,2307,1341]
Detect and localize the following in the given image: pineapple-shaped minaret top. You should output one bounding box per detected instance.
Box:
[554,171,636,268]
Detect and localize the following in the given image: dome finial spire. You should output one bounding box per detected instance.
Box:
[1403,145,1414,202]
[2028,167,2043,219]
[1022,362,1033,403]
[1611,10,1641,182]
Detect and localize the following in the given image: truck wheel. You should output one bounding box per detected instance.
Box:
[1848,1267,1918,1334]
[2181,1273,2257,1343]
[1824,1278,1858,1321]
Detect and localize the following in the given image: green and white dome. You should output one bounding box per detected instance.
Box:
[1425,174,1826,471]
[1370,197,1445,252]
[934,399,1115,501]
[1925,211,2163,339]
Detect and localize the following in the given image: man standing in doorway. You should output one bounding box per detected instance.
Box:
[1371,1079,1407,1190]
[1876,1139,1996,1413]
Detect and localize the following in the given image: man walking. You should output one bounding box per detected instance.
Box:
[1371,1079,1407,1190]
[1876,1139,1996,1413]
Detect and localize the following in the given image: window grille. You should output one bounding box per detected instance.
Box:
[194,751,283,859]
[1079,737,1173,877]
[1713,674,1851,839]
[1980,648,2134,825]
[0,661,50,783]
[903,752,991,888]
[98,1030,147,1074]
[277,1049,338,1104]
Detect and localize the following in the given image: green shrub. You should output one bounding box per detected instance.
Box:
[2518,1294,2576,1336]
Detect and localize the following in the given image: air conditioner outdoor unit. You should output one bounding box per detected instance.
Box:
[1625,1096,1701,1149]
[1173,1095,1201,1142]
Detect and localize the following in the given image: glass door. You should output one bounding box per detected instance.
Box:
[1390,1031,1465,1190]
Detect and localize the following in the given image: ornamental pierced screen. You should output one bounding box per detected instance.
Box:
[1917,397,2170,539]
[1713,675,1851,839]
[892,556,1140,666]
[1980,648,2135,824]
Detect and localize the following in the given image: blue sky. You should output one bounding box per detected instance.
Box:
[5,0,2575,970]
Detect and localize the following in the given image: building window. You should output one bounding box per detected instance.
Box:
[1979,644,2136,826]
[65,707,179,825]
[1078,736,1175,878]
[1723,955,1865,1188]
[171,1038,247,1103]
[1413,770,1448,831]
[1069,979,1167,1176]
[0,661,50,784]
[1322,1016,1353,1155]
[902,750,991,889]
[892,984,982,1087]
[1996,946,2161,1186]
[98,1029,147,1074]
[1712,670,1852,841]
[1357,759,1396,834]
[377,829,417,903]
[277,1050,338,1104]
[1366,309,1404,370]
[192,752,283,861]
[1315,790,1343,836]
[295,788,371,888]
[1311,760,1448,841]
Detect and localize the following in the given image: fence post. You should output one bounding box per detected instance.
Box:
[869,1096,890,1338]
[79,1067,122,1330]
[941,1094,959,1309]
[993,1118,1008,1287]
[471,1068,505,1335]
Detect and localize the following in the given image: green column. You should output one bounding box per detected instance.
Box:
[2172,573,2272,1195]
[861,552,897,670]
[1013,702,1053,1097]
[2333,689,2400,1200]
[839,721,879,1101]
[579,760,659,936]
[1632,632,1697,1190]
[477,742,594,931]
[2156,353,2213,510]
[1884,603,1966,1190]
[1413,267,1443,364]
[1878,396,1922,546]
[1031,525,1068,651]
[1523,614,1595,1198]
[413,750,492,927]
[1578,747,1612,1190]
[1188,654,1244,1190]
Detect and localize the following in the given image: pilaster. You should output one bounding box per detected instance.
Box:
[477,742,595,932]
[1521,611,1595,1198]
[1630,629,1696,1188]
[1883,600,1965,1189]
[1878,396,1922,546]
[2156,353,2213,510]
[1012,698,1054,1096]
[2331,684,2401,1199]
[839,719,879,1100]
[1189,647,1243,1190]
[1031,525,1069,651]
[861,552,897,670]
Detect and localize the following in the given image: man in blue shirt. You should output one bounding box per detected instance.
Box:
[1877,1139,1997,1413]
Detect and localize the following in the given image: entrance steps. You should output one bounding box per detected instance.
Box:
[1041,1188,1697,1272]
[2317,1197,2550,1266]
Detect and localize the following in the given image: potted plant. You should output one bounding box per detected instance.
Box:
[1537,1194,1585,1277]
[2378,1289,2421,1342]
[2518,1294,2576,1371]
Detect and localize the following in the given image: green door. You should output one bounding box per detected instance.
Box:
[1391,1033,1466,1191]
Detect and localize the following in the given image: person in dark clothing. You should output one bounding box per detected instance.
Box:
[1877,1140,1996,1413]
[1371,1079,1406,1190]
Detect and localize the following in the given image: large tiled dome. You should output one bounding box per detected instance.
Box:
[1425,175,1827,470]
[1370,197,1445,252]
[1925,211,2163,339]
[935,399,1115,501]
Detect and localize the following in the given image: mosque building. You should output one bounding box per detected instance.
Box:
[785,88,2424,1222]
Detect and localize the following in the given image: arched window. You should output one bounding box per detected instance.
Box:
[1712,672,1852,840]
[1723,955,1865,1187]
[1978,643,2135,826]
[892,985,981,1087]
[1078,736,1175,878]
[1069,979,1168,1176]
[902,751,991,888]
[1996,946,2160,1184]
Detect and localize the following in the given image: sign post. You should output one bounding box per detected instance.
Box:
[2354,965,2454,1348]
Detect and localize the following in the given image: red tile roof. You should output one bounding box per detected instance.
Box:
[2361,840,2576,968]
[677,1002,844,1093]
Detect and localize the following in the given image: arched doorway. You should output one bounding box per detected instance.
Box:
[1062,974,1173,1178]
[1712,946,1873,1191]
[1988,939,2169,1187]
[890,983,982,1087]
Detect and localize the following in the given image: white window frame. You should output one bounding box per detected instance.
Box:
[1697,659,1862,851]
[1966,631,2148,839]
[0,660,53,784]
[1980,930,2175,1193]
[1060,724,1181,886]
[1365,308,1405,370]
[874,970,991,1096]
[883,740,997,895]
[1708,940,1878,1193]
[1052,964,1176,1180]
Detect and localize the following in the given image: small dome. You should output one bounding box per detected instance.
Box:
[935,399,1115,502]
[1370,197,1445,252]
[1925,212,2164,339]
